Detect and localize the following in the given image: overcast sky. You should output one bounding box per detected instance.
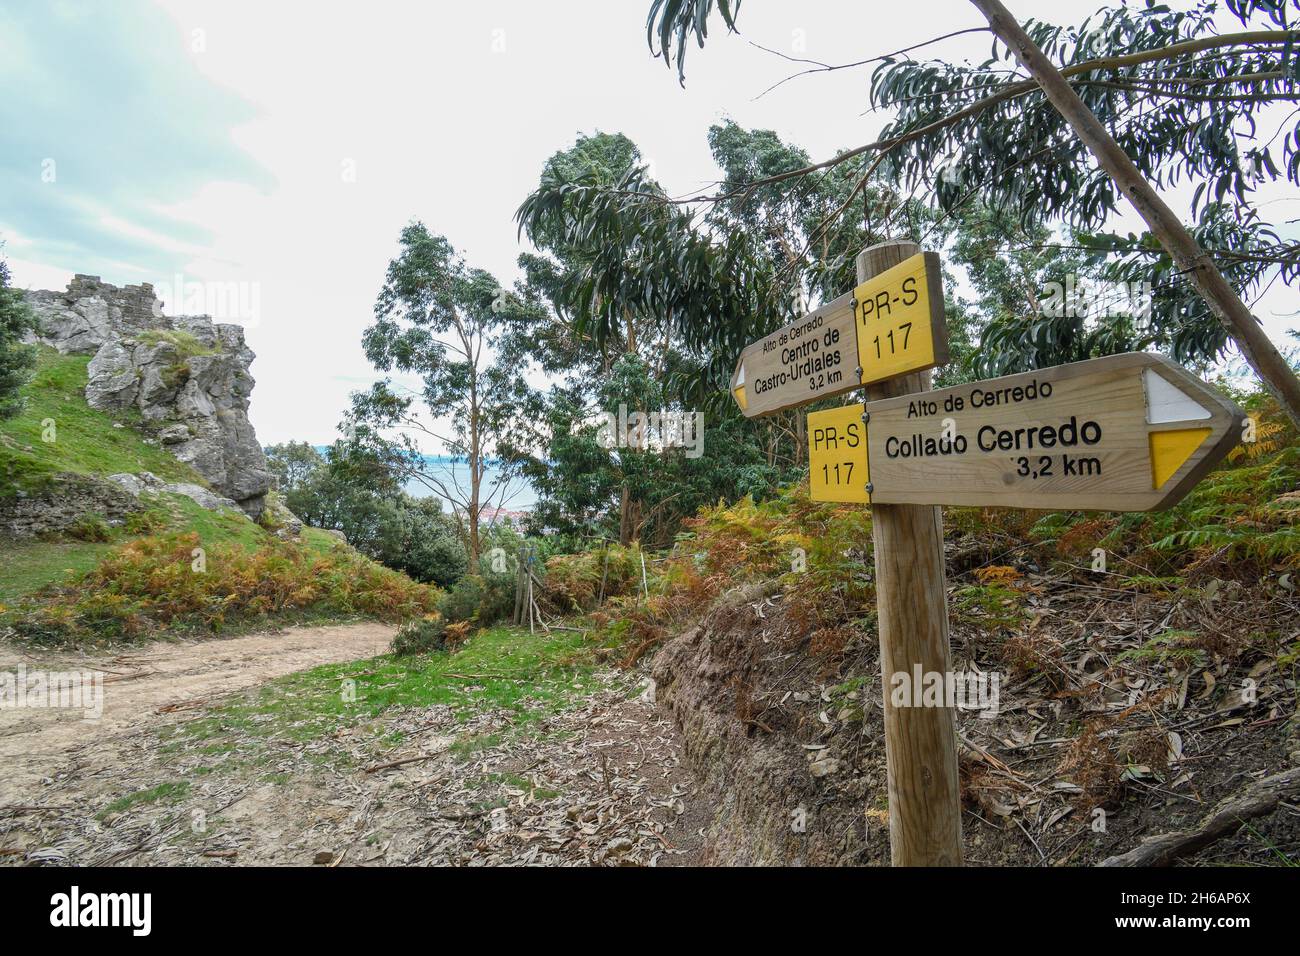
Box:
[3,0,1296,447]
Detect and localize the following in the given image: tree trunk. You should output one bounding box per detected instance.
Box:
[468,381,481,564]
[623,306,638,355]
[970,0,1300,428]
[793,411,808,468]
[618,481,632,546]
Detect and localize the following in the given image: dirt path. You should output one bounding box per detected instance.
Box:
[0,622,394,805]
[1,626,708,866]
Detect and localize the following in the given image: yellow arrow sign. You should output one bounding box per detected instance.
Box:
[731,252,948,418]
[808,353,1243,512]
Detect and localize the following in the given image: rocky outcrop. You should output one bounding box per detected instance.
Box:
[105,472,242,514]
[258,493,304,539]
[0,473,140,538]
[24,274,164,353]
[0,469,253,539]
[26,276,273,517]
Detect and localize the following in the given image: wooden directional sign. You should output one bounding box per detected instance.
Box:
[731,252,948,418]
[809,352,1243,511]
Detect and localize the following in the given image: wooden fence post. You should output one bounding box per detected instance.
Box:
[857,240,963,866]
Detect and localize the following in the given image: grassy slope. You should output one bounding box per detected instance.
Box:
[0,348,275,607]
[0,494,271,608]
[0,348,200,493]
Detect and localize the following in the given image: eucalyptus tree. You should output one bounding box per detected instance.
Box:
[513,123,1016,538]
[353,222,540,562]
[517,137,771,390]
[517,128,933,435]
[512,131,820,540]
[263,440,324,494]
[645,0,1300,422]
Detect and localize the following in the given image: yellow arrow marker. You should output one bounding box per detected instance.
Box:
[1150,427,1212,489]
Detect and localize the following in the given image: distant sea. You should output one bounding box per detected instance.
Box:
[402,456,538,511]
[312,449,536,510]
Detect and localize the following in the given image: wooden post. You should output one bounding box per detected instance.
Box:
[526,546,536,634]
[598,546,610,606]
[513,545,528,625]
[858,240,963,866]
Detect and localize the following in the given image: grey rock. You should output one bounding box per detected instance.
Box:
[259,495,304,539]
[85,340,139,408]
[158,423,190,445]
[0,474,139,538]
[105,473,146,497]
[808,757,841,778]
[161,482,242,513]
[24,275,163,354]
[105,471,164,498]
[24,277,274,518]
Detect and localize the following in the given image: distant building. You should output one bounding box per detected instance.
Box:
[479,507,529,526]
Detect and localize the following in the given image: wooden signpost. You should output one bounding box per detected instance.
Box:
[731,240,1245,868]
[730,252,949,418]
[809,352,1243,512]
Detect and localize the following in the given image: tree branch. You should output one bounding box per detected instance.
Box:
[750,27,991,100]
[641,30,1299,207]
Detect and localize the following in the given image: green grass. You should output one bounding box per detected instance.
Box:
[158,625,603,774]
[0,348,203,496]
[0,348,276,605]
[96,781,192,819]
[136,329,222,358]
[301,526,346,553]
[162,493,268,551]
[0,539,118,607]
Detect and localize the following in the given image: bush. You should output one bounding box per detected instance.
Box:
[123,508,169,535]
[68,513,112,542]
[0,259,38,420]
[389,616,448,656]
[7,531,439,646]
[285,466,467,586]
[438,573,484,623]
[541,542,642,614]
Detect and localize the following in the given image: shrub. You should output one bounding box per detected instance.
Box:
[389,616,448,656]
[444,619,472,646]
[123,508,169,535]
[287,472,467,586]
[541,543,642,614]
[439,573,484,623]
[475,566,517,624]
[7,531,438,646]
[68,513,112,542]
[0,259,38,420]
